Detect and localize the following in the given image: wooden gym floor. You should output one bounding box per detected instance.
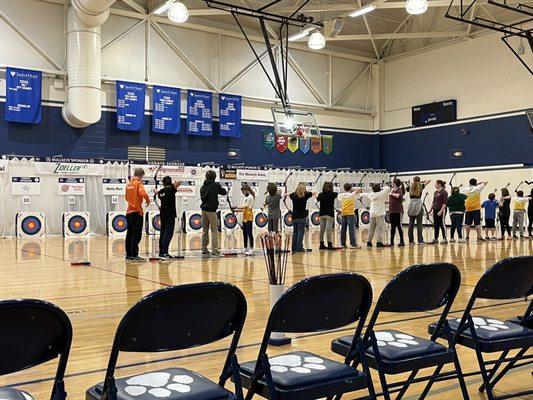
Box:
[0,230,531,400]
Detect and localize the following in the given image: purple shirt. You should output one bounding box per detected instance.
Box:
[389,187,404,214]
[432,189,448,211]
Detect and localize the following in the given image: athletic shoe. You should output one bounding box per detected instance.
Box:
[244,249,253,256]
[327,242,335,250]
[428,240,438,245]
[398,242,405,247]
[418,241,426,246]
[211,250,221,256]
[490,237,497,241]
[458,238,468,243]
[449,239,456,243]
[376,242,385,248]
[319,242,327,250]
[440,240,448,244]
[367,242,373,248]
[131,256,146,262]
[351,245,361,249]
[202,249,211,255]
[125,256,133,261]
[158,254,169,259]
[465,237,470,241]
[477,237,486,242]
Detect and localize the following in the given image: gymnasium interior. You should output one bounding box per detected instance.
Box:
[0,0,532,400]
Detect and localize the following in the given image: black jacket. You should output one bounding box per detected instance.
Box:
[200,180,227,212]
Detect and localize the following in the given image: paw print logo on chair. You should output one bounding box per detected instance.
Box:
[375,331,420,348]
[269,354,327,374]
[122,372,194,397]
[462,317,510,331]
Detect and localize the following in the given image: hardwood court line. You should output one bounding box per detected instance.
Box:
[6,297,526,389]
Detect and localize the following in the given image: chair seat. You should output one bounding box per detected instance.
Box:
[0,387,33,400]
[89,368,230,400]
[240,351,364,389]
[448,316,533,340]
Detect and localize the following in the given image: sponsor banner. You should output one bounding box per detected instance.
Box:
[311,137,322,154]
[12,177,41,195]
[287,136,299,153]
[116,81,146,131]
[219,94,242,137]
[34,162,106,176]
[102,178,127,196]
[322,135,333,154]
[299,137,310,154]
[0,159,7,173]
[262,130,275,150]
[130,164,201,180]
[220,167,237,180]
[236,169,268,181]
[58,178,86,196]
[6,67,42,124]
[275,135,288,153]
[176,181,197,197]
[187,90,213,136]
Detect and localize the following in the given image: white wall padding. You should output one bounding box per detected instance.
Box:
[62,1,116,127]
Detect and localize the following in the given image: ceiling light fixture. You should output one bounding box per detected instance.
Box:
[153,0,174,15]
[288,27,314,42]
[349,5,376,17]
[168,1,189,23]
[308,31,326,50]
[406,0,428,15]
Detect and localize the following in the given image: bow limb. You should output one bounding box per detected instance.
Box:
[153,164,162,210]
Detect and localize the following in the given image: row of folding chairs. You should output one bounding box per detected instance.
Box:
[0,256,531,400]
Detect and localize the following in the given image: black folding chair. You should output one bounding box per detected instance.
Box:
[331,263,469,400]
[0,299,72,400]
[428,256,533,400]
[239,273,374,400]
[87,282,247,400]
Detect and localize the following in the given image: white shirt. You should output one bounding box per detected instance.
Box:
[360,186,390,217]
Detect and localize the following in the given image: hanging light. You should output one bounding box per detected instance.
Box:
[168,1,189,23]
[308,31,326,50]
[406,0,428,15]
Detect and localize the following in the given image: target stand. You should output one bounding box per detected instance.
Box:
[220,210,241,257]
[107,212,127,236]
[16,212,45,238]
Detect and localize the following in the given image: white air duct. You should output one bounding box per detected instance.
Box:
[62,1,116,128]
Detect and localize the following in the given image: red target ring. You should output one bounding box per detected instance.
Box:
[283,211,293,227]
[111,215,128,233]
[68,215,87,234]
[224,212,237,229]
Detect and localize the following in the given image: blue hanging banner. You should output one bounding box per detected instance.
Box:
[5,67,42,124]
[152,85,181,134]
[116,81,146,131]
[187,90,212,136]
[219,94,242,137]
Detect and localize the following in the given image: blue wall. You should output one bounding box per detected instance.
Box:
[380,114,533,172]
[0,103,379,169]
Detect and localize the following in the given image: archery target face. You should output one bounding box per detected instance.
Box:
[223,212,238,230]
[21,215,42,236]
[254,211,268,229]
[309,210,320,227]
[152,214,161,231]
[283,211,293,227]
[68,215,88,235]
[112,214,128,233]
[188,212,203,231]
[360,210,370,225]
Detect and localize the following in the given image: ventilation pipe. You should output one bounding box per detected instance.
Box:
[62,0,116,128]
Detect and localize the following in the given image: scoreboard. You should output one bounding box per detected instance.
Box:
[412,100,457,127]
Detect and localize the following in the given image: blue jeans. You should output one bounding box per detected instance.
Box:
[341,215,357,247]
[159,217,175,255]
[292,218,306,252]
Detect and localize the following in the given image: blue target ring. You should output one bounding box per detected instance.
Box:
[111,215,127,233]
[152,214,161,231]
[189,213,203,230]
[21,216,42,236]
[283,211,293,227]
[311,211,320,227]
[224,213,237,229]
[361,210,370,225]
[255,212,268,228]
[68,215,87,234]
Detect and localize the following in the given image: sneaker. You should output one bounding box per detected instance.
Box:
[465,237,470,241]
[418,241,426,246]
[158,254,169,259]
[351,245,361,249]
[125,256,133,261]
[376,242,385,248]
[398,242,405,247]
[131,256,146,262]
[409,241,416,246]
[244,250,253,256]
[211,250,221,256]
[319,242,327,250]
[440,239,448,244]
[428,240,438,245]
[202,249,211,255]
[458,238,467,243]
[327,242,335,250]
[490,237,497,241]
[367,242,373,248]
[477,237,486,242]
[449,239,456,243]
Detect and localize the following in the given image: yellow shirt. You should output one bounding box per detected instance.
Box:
[461,183,486,212]
[242,195,254,222]
[513,197,529,211]
[338,192,358,216]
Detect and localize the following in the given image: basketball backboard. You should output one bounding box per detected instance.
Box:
[271,108,321,137]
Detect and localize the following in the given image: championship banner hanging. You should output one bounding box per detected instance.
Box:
[311,137,322,154]
[322,135,333,155]
[219,94,242,137]
[275,135,288,153]
[34,162,105,176]
[262,130,275,150]
[5,67,42,124]
[187,90,213,136]
[58,178,86,196]
[152,85,181,134]
[299,137,310,154]
[287,137,299,153]
[116,81,146,131]
[102,178,127,196]
[11,177,41,195]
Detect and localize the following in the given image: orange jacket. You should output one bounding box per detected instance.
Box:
[126,177,150,215]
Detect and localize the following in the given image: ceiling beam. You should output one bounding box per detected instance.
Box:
[293,31,467,41]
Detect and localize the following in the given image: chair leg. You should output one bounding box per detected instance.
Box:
[418,364,444,400]
[244,389,255,400]
[478,350,509,393]
[453,352,471,400]
[481,348,528,394]
[377,369,392,400]
[474,347,495,400]
[393,369,419,400]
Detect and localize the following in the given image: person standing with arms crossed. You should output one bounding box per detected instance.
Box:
[462,178,488,241]
[125,168,150,262]
[200,170,227,256]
